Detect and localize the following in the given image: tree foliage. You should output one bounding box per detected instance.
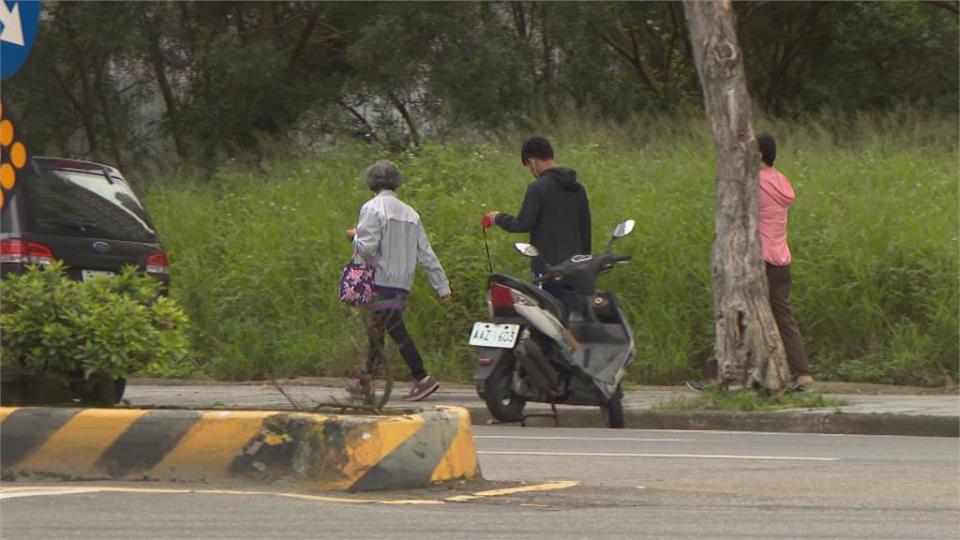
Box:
[5,1,957,167]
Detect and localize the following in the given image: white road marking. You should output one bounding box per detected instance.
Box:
[478,451,838,462]
[0,488,103,500]
[475,435,691,442]
[445,481,579,502]
[588,428,853,437]
[0,482,580,505]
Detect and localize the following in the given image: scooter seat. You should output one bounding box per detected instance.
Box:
[490,274,567,321]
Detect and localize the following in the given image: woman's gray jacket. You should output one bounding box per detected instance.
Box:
[353,190,450,297]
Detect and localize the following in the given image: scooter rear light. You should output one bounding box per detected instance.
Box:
[489,284,515,310]
[510,289,536,306]
[489,283,537,312]
[478,358,493,367]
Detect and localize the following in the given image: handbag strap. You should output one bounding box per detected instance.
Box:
[352,249,372,266]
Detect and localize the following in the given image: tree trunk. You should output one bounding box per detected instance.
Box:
[93,58,124,170]
[146,17,188,159]
[683,0,789,391]
[60,5,99,160]
[288,12,319,69]
[259,1,276,42]
[387,91,420,147]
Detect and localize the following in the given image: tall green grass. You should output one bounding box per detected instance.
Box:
[141,112,959,385]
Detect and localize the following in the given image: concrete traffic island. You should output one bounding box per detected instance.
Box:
[0,405,480,492]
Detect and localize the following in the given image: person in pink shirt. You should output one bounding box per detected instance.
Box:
[758,133,813,389]
[688,133,813,391]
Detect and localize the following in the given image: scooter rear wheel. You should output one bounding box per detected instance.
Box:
[483,352,527,423]
[602,386,625,429]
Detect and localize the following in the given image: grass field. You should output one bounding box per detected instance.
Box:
[141,111,959,385]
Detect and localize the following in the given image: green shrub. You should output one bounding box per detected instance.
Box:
[1,262,193,380]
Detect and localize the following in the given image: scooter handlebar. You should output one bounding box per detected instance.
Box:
[533,273,555,285]
[599,254,632,271]
[536,254,631,282]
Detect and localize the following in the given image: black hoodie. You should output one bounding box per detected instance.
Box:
[495,167,591,274]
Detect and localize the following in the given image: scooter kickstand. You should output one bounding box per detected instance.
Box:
[551,403,559,427]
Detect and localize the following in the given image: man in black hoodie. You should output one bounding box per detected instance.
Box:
[485,136,592,282]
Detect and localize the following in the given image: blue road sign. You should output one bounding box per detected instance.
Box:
[1,0,41,80]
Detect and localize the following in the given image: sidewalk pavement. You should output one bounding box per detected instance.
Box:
[124,378,960,437]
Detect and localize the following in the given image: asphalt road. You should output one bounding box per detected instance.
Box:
[3,427,958,539]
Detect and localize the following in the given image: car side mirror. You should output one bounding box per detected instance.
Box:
[514,243,540,258]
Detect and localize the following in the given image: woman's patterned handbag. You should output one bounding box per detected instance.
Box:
[338,253,375,306]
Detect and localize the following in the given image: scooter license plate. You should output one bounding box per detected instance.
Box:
[468,322,520,348]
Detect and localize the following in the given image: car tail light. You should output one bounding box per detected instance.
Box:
[0,239,55,265]
[145,251,169,275]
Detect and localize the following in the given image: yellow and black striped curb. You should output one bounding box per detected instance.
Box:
[0,406,479,492]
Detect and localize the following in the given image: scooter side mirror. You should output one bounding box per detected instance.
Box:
[605,219,636,253]
[612,219,635,239]
[514,242,540,258]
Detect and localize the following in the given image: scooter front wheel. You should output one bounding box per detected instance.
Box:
[483,351,527,423]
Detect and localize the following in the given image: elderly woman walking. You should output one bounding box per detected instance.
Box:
[345,160,451,402]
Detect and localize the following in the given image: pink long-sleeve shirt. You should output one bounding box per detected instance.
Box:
[758,166,795,266]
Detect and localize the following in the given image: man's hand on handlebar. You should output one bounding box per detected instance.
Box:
[533,272,557,285]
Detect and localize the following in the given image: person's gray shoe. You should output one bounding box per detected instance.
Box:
[684,379,712,392]
[405,375,439,401]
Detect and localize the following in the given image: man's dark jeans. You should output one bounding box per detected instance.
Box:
[704,263,810,380]
[540,279,576,318]
[766,262,810,378]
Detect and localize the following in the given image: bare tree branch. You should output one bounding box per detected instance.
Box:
[388,91,420,146]
[600,32,656,89]
[288,12,320,68]
[267,378,305,410]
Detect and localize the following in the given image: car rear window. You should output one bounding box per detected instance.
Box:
[23,167,158,243]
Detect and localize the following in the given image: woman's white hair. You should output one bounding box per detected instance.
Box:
[364,160,403,192]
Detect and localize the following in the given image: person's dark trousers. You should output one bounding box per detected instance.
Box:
[539,277,577,318]
[766,262,810,378]
[366,309,427,381]
[703,264,810,381]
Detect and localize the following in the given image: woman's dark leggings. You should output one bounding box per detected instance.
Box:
[366,310,427,381]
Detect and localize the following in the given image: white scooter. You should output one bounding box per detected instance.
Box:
[470,220,636,428]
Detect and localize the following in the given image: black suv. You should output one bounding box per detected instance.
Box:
[0,157,169,286]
